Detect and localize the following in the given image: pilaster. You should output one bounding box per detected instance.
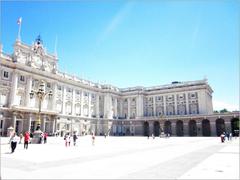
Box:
[9,72,18,107]
[25,76,32,107]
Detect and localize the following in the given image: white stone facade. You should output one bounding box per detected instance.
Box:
[0,39,238,137]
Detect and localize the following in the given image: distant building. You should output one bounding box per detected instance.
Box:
[0,38,239,137]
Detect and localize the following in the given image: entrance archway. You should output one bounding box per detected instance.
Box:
[231,118,239,136]
[202,119,211,136]
[189,120,197,136]
[143,121,149,136]
[216,119,225,136]
[164,121,171,135]
[176,120,184,136]
[153,121,160,136]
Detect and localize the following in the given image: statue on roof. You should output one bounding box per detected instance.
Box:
[33,34,44,56]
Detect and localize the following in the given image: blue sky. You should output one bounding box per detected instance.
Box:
[1,0,239,111]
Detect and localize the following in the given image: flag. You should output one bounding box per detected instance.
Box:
[17,17,22,25]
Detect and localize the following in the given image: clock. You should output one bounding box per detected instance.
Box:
[32,55,42,68]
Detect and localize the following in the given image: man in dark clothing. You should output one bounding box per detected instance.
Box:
[73,133,78,146]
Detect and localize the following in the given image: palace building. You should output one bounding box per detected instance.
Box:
[0,37,239,137]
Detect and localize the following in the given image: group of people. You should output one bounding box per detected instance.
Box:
[64,132,96,147]
[9,131,48,153]
[9,131,30,153]
[220,131,233,143]
[64,133,78,147]
[147,133,171,139]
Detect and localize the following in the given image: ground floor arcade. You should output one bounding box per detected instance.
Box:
[0,108,239,137]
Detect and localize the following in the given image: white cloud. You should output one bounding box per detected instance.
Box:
[96,1,135,46]
[213,100,239,111]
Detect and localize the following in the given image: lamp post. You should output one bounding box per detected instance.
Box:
[30,80,53,143]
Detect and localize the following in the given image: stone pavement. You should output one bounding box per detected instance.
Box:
[0,136,239,179]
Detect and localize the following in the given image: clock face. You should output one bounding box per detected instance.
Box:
[32,55,42,68]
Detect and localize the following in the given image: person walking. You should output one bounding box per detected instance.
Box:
[10,132,19,153]
[73,133,78,146]
[92,133,95,146]
[43,132,48,144]
[19,133,23,144]
[220,133,225,143]
[24,131,30,149]
[65,134,70,147]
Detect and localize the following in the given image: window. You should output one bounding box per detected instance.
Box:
[20,75,25,82]
[0,120,3,129]
[3,71,9,78]
[0,94,7,106]
[57,85,62,90]
[47,82,51,88]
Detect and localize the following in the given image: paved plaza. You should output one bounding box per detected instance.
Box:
[1,136,239,179]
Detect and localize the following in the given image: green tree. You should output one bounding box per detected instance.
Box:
[219,108,228,113]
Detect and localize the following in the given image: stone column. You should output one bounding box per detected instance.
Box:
[96,94,99,118]
[153,96,156,116]
[149,121,154,136]
[210,121,217,136]
[174,94,178,115]
[25,76,32,107]
[62,86,66,115]
[81,90,84,116]
[120,99,123,118]
[52,118,56,134]
[114,98,117,118]
[183,121,188,136]
[185,92,189,114]
[27,113,32,132]
[88,93,91,118]
[163,95,167,115]
[137,95,144,118]
[12,112,17,130]
[9,72,18,107]
[104,94,111,118]
[51,82,57,111]
[72,89,76,116]
[41,115,46,132]
[171,121,176,136]
[127,98,130,119]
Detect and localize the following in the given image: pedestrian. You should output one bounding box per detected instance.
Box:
[104,133,107,138]
[65,134,70,147]
[226,132,230,141]
[43,132,48,144]
[19,133,23,144]
[68,135,71,146]
[220,133,225,143]
[92,133,95,146]
[10,132,19,153]
[24,131,30,149]
[152,133,155,139]
[73,133,78,146]
[229,133,232,140]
